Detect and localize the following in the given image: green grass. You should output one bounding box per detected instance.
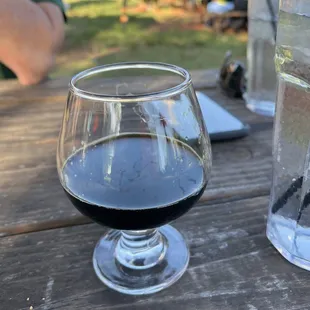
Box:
[0,1,247,80]
[31,0,249,77]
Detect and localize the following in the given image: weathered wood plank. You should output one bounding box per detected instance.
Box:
[0,73,273,235]
[0,68,272,129]
[0,125,272,172]
[1,196,309,310]
[0,90,272,142]
[0,69,218,102]
[0,127,272,236]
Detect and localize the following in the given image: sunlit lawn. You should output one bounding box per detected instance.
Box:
[53,0,247,77]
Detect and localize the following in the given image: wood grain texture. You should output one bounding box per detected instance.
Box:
[0,126,272,236]
[0,69,218,102]
[0,72,285,310]
[0,73,273,235]
[1,196,309,310]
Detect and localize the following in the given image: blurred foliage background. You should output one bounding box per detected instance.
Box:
[53,0,247,77]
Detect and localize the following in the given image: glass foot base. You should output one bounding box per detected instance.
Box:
[93,225,189,295]
[267,221,310,271]
[243,94,275,117]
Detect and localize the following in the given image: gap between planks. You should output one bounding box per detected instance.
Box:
[0,184,270,238]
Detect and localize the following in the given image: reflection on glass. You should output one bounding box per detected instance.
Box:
[57,62,212,295]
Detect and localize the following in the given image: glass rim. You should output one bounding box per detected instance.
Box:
[69,62,192,102]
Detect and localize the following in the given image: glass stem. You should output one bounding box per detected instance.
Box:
[115,229,167,270]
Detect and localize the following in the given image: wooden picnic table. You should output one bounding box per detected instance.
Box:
[1,70,309,310]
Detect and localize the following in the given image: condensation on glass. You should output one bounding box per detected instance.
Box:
[267,0,310,270]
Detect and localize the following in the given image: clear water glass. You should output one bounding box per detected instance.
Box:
[267,1,310,270]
